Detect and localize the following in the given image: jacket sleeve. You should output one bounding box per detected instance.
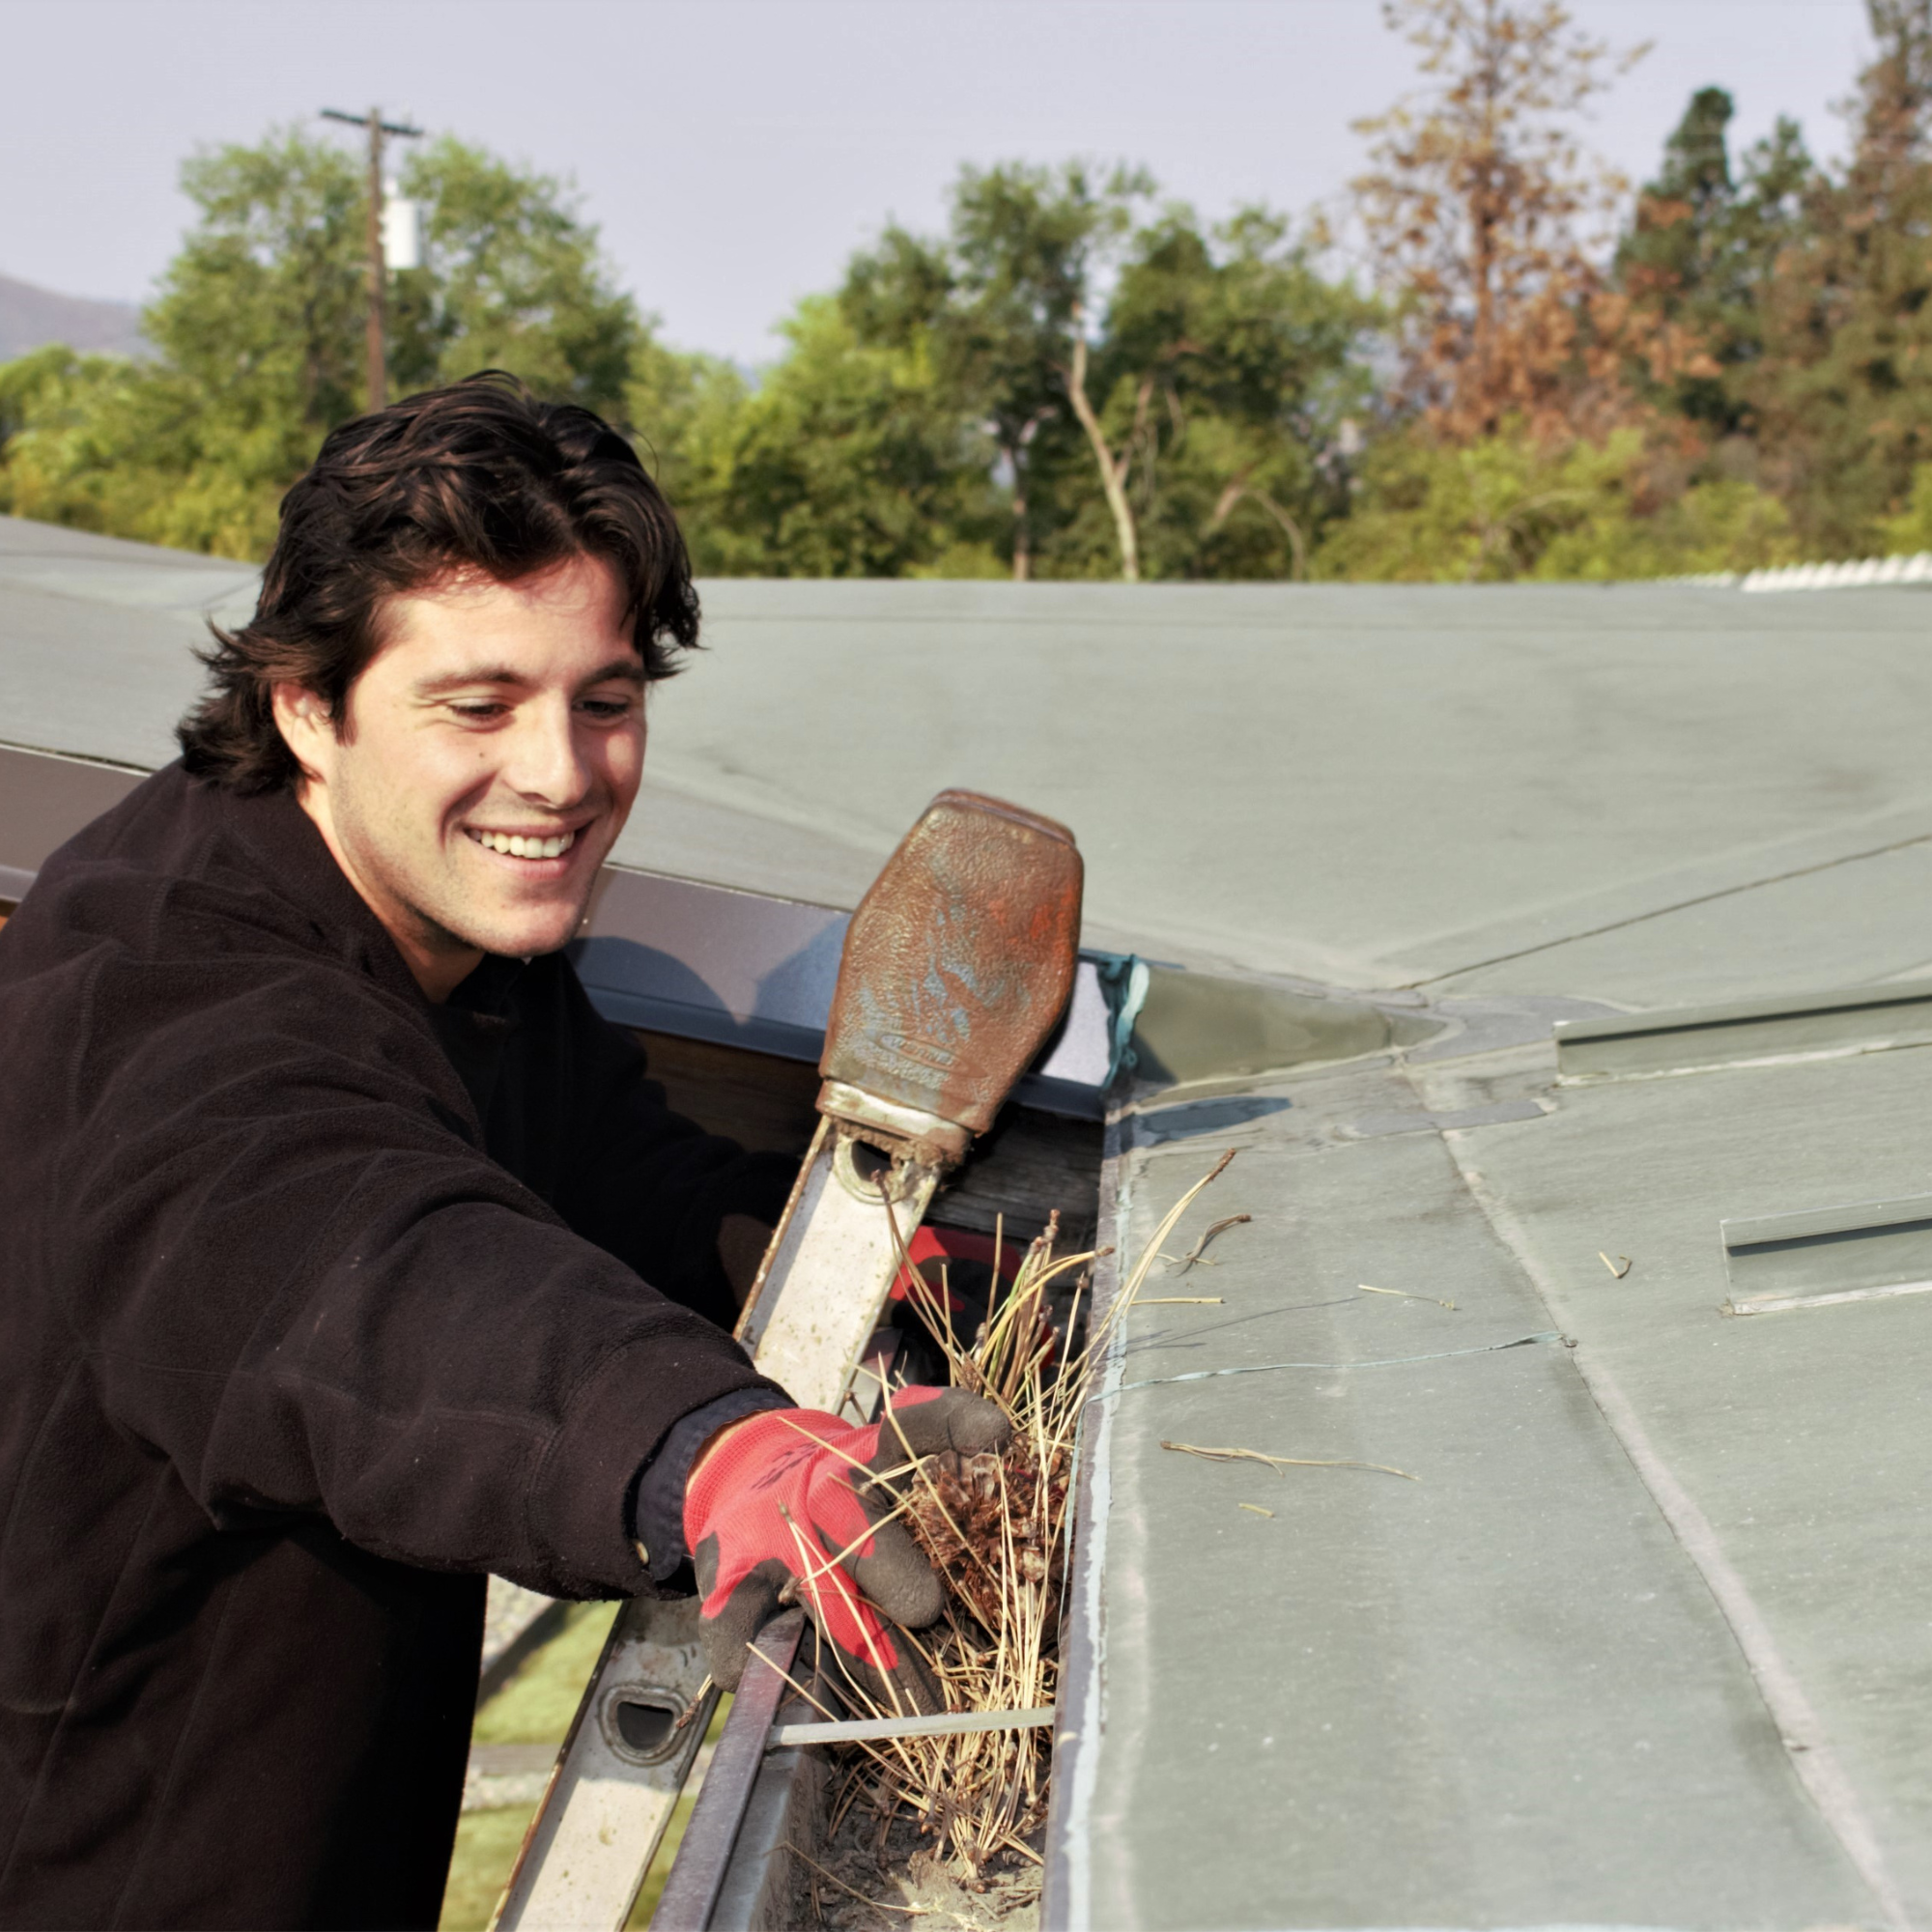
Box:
[61,928,785,1601]
[546,965,797,1331]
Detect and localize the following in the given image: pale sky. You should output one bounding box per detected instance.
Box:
[2,0,1879,366]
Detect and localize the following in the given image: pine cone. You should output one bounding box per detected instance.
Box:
[908,1442,1066,1639]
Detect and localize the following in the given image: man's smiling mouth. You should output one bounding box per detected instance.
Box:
[466,828,578,860]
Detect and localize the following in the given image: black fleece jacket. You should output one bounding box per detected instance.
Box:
[0,765,790,1930]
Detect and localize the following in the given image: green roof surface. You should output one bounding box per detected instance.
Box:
[11,515,1932,1009]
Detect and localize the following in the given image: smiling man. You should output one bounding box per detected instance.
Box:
[275,554,650,998]
[0,376,999,1930]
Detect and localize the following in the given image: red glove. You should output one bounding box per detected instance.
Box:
[684,1385,1009,1713]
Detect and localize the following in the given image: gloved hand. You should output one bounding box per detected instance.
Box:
[683,1385,1009,1713]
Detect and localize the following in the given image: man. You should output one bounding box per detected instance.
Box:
[0,375,1001,1929]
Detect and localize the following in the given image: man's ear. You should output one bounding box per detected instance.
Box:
[270,682,332,790]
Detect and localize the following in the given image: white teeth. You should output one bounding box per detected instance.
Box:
[470,829,576,859]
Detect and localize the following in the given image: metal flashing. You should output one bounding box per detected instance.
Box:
[1721,1192,1932,1305]
[1726,1278,1932,1318]
[569,867,850,1065]
[0,741,144,885]
[768,1708,1053,1747]
[648,1612,808,1931]
[1129,967,1435,1101]
[1554,980,1932,1080]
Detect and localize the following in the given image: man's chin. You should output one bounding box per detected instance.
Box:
[445,900,591,962]
[475,922,585,960]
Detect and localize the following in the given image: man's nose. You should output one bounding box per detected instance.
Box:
[503,702,592,808]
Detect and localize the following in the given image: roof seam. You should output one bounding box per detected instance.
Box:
[1412,826,1932,990]
[1428,1107,1912,1932]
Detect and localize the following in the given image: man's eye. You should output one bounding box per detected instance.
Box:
[450,702,507,721]
[578,696,638,720]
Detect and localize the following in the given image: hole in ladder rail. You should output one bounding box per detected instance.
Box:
[601,1687,686,1765]
[847,1138,893,1187]
[835,1131,913,1203]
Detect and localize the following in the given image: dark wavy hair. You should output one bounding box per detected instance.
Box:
[178,371,698,794]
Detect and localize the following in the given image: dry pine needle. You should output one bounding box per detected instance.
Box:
[1358,1283,1457,1311]
[1161,1439,1420,1483]
[1170,1212,1253,1274]
[835,1151,1243,1877]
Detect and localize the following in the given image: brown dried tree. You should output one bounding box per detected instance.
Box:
[1351,0,1673,442]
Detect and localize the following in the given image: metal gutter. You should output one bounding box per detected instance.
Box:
[0,741,146,902]
[650,1613,809,1932]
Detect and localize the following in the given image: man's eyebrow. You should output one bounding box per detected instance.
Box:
[411,664,530,696]
[579,658,648,689]
[410,658,647,697]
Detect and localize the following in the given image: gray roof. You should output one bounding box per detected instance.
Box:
[8,513,1932,1928]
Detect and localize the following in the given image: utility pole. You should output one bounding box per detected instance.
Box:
[321,106,422,410]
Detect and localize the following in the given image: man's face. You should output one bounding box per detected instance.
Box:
[274,553,645,999]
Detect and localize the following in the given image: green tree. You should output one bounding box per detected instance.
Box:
[0,346,164,536]
[661,297,1002,579]
[1877,458,1932,548]
[620,336,753,567]
[390,137,641,415]
[1318,419,1794,581]
[0,126,650,558]
[838,163,1376,582]
[843,162,1149,579]
[1065,207,1378,581]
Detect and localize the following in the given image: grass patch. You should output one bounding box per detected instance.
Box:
[440,1808,532,1932]
[471,1600,621,1746]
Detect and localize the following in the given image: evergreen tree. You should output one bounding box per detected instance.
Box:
[1749,0,1932,550]
[1617,88,1816,434]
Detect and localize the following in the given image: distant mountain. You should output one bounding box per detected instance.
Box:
[0,273,148,361]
